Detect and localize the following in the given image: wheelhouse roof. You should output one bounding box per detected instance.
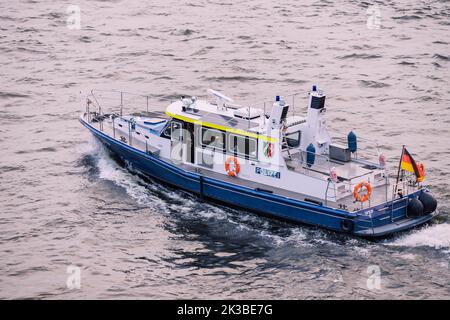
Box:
[165,100,278,142]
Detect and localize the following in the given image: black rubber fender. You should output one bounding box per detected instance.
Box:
[419,191,437,215]
[341,219,354,232]
[407,197,424,218]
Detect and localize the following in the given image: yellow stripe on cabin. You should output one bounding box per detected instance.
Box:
[165,111,278,143]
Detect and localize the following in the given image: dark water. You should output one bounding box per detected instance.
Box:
[1,0,449,299]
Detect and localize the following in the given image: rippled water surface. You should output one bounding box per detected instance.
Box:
[0,0,449,299]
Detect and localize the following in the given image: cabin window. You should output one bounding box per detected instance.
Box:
[171,121,183,141]
[228,134,246,156]
[161,122,171,138]
[228,134,257,159]
[285,131,301,148]
[200,128,225,150]
[248,138,257,158]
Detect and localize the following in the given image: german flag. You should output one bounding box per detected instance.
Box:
[401,147,420,177]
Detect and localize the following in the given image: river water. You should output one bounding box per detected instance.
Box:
[0,0,449,299]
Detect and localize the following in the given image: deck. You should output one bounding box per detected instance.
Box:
[283,150,397,211]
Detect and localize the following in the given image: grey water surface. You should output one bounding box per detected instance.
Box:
[0,0,449,299]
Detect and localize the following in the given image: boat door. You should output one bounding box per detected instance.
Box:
[185,122,195,164]
[170,120,194,164]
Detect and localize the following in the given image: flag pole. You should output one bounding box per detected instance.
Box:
[394,145,405,196]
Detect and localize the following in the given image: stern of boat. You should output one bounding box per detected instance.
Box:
[352,188,438,237]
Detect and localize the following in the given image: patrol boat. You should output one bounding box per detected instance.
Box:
[79,86,438,237]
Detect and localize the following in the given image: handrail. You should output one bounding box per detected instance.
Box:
[87,90,176,121]
[245,91,305,109]
[91,89,175,103]
[245,92,309,120]
[326,128,384,167]
[87,89,313,136]
[327,128,379,144]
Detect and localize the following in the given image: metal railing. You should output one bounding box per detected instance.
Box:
[85,89,314,136]
[86,89,176,118]
[245,92,309,124]
[184,90,309,130]
[181,91,309,129]
[326,128,382,165]
[281,141,385,206]
[83,90,166,154]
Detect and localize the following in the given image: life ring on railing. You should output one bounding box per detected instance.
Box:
[353,181,372,202]
[225,156,240,177]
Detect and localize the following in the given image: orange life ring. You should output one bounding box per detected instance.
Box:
[353,181,372,202]
[225,156,240,177]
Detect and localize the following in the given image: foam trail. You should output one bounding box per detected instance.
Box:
[93,142,216,215]
[90,142,328,247]
[387,224,450,249]
[95,146,166,208]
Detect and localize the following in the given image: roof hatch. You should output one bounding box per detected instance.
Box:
[233,107,263,120]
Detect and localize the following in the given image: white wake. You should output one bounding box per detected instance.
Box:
[387,223,450,249]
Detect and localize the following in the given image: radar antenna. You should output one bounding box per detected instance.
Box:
[208,89,233,110]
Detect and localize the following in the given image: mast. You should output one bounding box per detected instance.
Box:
[394,145,405,196]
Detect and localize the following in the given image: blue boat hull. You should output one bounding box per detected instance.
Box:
[81,118,436,238]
